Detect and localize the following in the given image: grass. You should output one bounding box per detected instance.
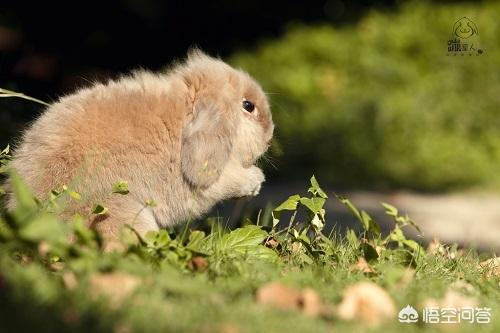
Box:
[0,91,498,332]
[0,168,498,333]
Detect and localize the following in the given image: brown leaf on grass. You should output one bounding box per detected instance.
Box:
[300,288,325,317]
[337,282,396,327]
[62,271,78,290]
[255,282,330,317]
[256,282,302,310]
[38,241,50,258]
[427,238,446,256]
[421,285,478,310]
[291,242,302,253]
[20,255,32,265]
[187,256,209,273]
[427,238,463,259]
[419,284,478,330]
[479,257,500,278]
[349,257,375,274]
[49,261,65,271]
[265,237,279,249]
[89,272,140,308]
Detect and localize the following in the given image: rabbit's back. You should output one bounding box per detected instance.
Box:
[10,71,187,204]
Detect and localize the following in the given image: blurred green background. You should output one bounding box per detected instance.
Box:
[231,1,500,191]
[1,0,499,191]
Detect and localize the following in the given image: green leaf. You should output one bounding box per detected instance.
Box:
[8,171,39,225]
[346,229,360,248]
[69,191,81,200]
[361,211,381,236]
[247,245,278,261]
[381,202,398,217]
[187,230,206,252]
[338,195,381,236]
[389,227,406,243]
[112,181,129,195]
[145,199,157,208]
[0,144,9,155]
[144,230,171,249]
[218,225,272,258]
[308,175,328,198]
[299,197,326,214]
[19,213,68,243]
[382,202,422,233]
[91,204,108,215]
[9,171,37,212]
[299,227,311,244]
[274,195,300,212]
[156,230,171,248]
[402,239,425,254]
[0,219,14,240]
[72,214,97,245]
[272,195,301,227]
[337,195,362,220]
[310,214,324,231]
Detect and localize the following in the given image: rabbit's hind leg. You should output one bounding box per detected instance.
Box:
[89,196,159,251]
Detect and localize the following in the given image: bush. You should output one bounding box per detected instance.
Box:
[231,1,500,191]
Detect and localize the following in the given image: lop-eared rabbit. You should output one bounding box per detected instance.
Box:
[7,50,274,248]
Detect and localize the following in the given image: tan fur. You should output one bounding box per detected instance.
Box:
[7,50,274,246]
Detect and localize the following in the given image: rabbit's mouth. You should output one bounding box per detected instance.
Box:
[252,155,267,170]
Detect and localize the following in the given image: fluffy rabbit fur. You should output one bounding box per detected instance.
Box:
[7,50,274,246]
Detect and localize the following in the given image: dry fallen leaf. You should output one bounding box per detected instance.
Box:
[89,272,140,308]
[62,271,78,290]
[187,256,209,272]
[421,289,478,310]
[427,238,463,259]
[300,288,324,317]
[38,241,50,257]
[479,257,500,278]
[255,282,330,317]
[265,237,279,249]
[49,261,65,271]
[337,281,396,326]
[256,282,302,311]
[349,257,375,274]
[420,288,479,330]
[427,238,446,256]
[291,242,302,253]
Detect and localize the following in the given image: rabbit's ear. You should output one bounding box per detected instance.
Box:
[181,100,235,188]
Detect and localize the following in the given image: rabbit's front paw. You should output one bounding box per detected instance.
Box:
[240,166,265,197]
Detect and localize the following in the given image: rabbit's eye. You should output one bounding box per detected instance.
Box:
[242,100,255,113]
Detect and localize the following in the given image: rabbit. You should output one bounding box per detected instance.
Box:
[6,49,274,248]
